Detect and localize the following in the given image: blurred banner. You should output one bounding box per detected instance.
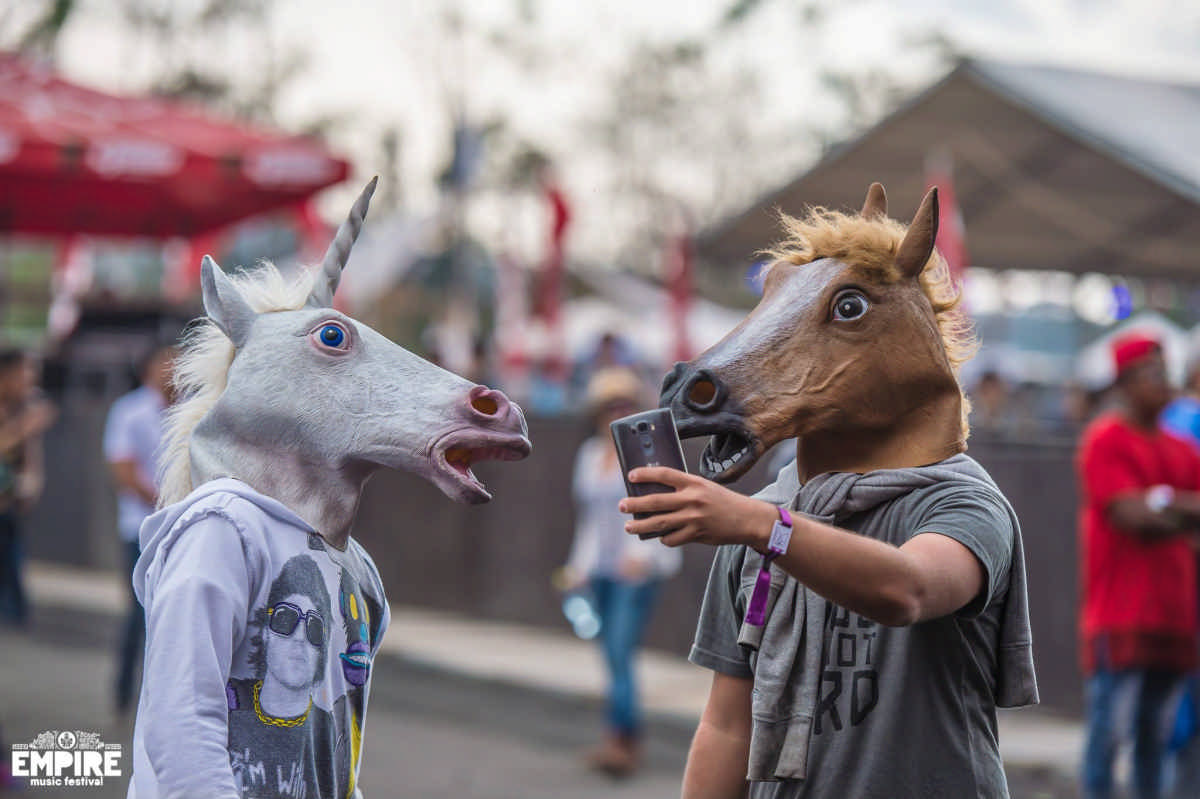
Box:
[925,149,969,290]
[494,248,531,394]
[665,219,693,364]
[535,180,571,377]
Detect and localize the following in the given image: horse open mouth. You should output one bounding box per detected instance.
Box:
[699,429,759,482]
[431,429,532,503]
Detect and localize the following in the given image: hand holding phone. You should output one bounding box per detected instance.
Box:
[610,408,688,539]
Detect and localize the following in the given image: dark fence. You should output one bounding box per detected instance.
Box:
[27,410,1083,714]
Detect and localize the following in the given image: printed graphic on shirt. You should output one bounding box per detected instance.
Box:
[337,568,376,687]
[332,566,384,799]
[814,603,879,736]
[226,546,384,799]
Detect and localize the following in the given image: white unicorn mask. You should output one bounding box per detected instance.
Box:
[160,179,532,547]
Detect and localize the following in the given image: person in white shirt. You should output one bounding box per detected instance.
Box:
[103,344,174,712]
[560,367,682,776]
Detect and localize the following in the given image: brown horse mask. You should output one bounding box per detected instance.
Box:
[661,183,970,484]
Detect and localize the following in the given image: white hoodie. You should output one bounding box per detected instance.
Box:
[129,478,390,799]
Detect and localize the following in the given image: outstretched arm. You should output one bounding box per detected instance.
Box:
[621,468,985,627]
[140,513,253,798]
[682,672,752,799]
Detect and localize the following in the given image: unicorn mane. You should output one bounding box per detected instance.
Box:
[762,206,978,437]
[159,263,320,506]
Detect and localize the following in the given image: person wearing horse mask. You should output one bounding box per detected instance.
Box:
[620,184,1038,798]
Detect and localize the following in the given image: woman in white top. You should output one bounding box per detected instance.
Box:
[560,367,682,777]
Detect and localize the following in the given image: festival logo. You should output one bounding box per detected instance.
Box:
[10,730,122,788]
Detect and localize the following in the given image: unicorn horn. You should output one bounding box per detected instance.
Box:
[308,176,379,307]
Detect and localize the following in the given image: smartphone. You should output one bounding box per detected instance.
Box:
[610,408,688,539]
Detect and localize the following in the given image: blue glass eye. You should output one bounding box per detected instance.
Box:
[319,324,345,347]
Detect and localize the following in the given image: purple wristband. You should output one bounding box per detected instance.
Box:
[745,506,793,627]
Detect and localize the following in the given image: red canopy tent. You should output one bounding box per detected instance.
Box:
[0,53,348,239]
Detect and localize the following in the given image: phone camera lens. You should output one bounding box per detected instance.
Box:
[635,421,649,433]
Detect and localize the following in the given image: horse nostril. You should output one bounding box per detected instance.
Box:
[687,378,717,408]
[469,386,504,416]
[682,369,727,414]
[472,395,498,415]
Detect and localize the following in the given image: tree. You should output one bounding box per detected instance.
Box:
[0,0,333,134]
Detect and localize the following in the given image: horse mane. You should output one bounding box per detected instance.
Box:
[762,206,977,438]
[158,263,320,507]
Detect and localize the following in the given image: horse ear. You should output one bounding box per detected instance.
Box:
[307,176,378,308]
[895,187,939,279]
[201,255,255,348]
[860,182,887,219]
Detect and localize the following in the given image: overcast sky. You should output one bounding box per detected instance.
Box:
[10,0,1200,261]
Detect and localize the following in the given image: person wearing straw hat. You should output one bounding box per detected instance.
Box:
[558,366,682,776]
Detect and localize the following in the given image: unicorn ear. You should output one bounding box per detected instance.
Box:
[307,176,378,308]
[895,187,938,279]
[201,256,256,348]
[860,182,887,219]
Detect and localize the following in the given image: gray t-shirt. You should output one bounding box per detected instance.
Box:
[690,478,1021,799]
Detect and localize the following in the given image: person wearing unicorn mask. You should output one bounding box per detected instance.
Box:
[126,180,531,799]
[621,184,1038,798]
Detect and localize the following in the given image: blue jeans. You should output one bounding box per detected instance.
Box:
[0,512,27,626]
[115,540,144,710]
[1083,669,1186,799]
[590,576,661,737]
[1171,677,1200,798]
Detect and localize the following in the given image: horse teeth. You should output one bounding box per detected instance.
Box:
[722,458,734,470]
[731,451,743,462]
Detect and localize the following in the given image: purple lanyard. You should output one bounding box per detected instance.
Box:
[745,506,793,627]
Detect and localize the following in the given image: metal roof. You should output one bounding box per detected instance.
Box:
[967,60,1200,204]
[696,58,1200,300]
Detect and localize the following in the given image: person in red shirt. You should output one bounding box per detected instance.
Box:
[1078,332,1200,799]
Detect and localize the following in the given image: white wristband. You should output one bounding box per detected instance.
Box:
[766,507,793,557]
[1147,484,1175,514]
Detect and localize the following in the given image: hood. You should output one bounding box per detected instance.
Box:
[133,477,311,605]
[753,453,997,521]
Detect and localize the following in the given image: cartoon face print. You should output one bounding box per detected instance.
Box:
[246,554,333,718]
[266,593,326,691]
[338,569,375,687]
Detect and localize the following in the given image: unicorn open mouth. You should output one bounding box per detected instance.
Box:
[431,429,532,503]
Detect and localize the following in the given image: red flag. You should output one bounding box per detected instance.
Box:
[536,180,571,377]
[925,150,968,288]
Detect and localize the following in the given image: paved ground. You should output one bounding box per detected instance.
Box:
[0,610,689,799]
[0,562,1083,798]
